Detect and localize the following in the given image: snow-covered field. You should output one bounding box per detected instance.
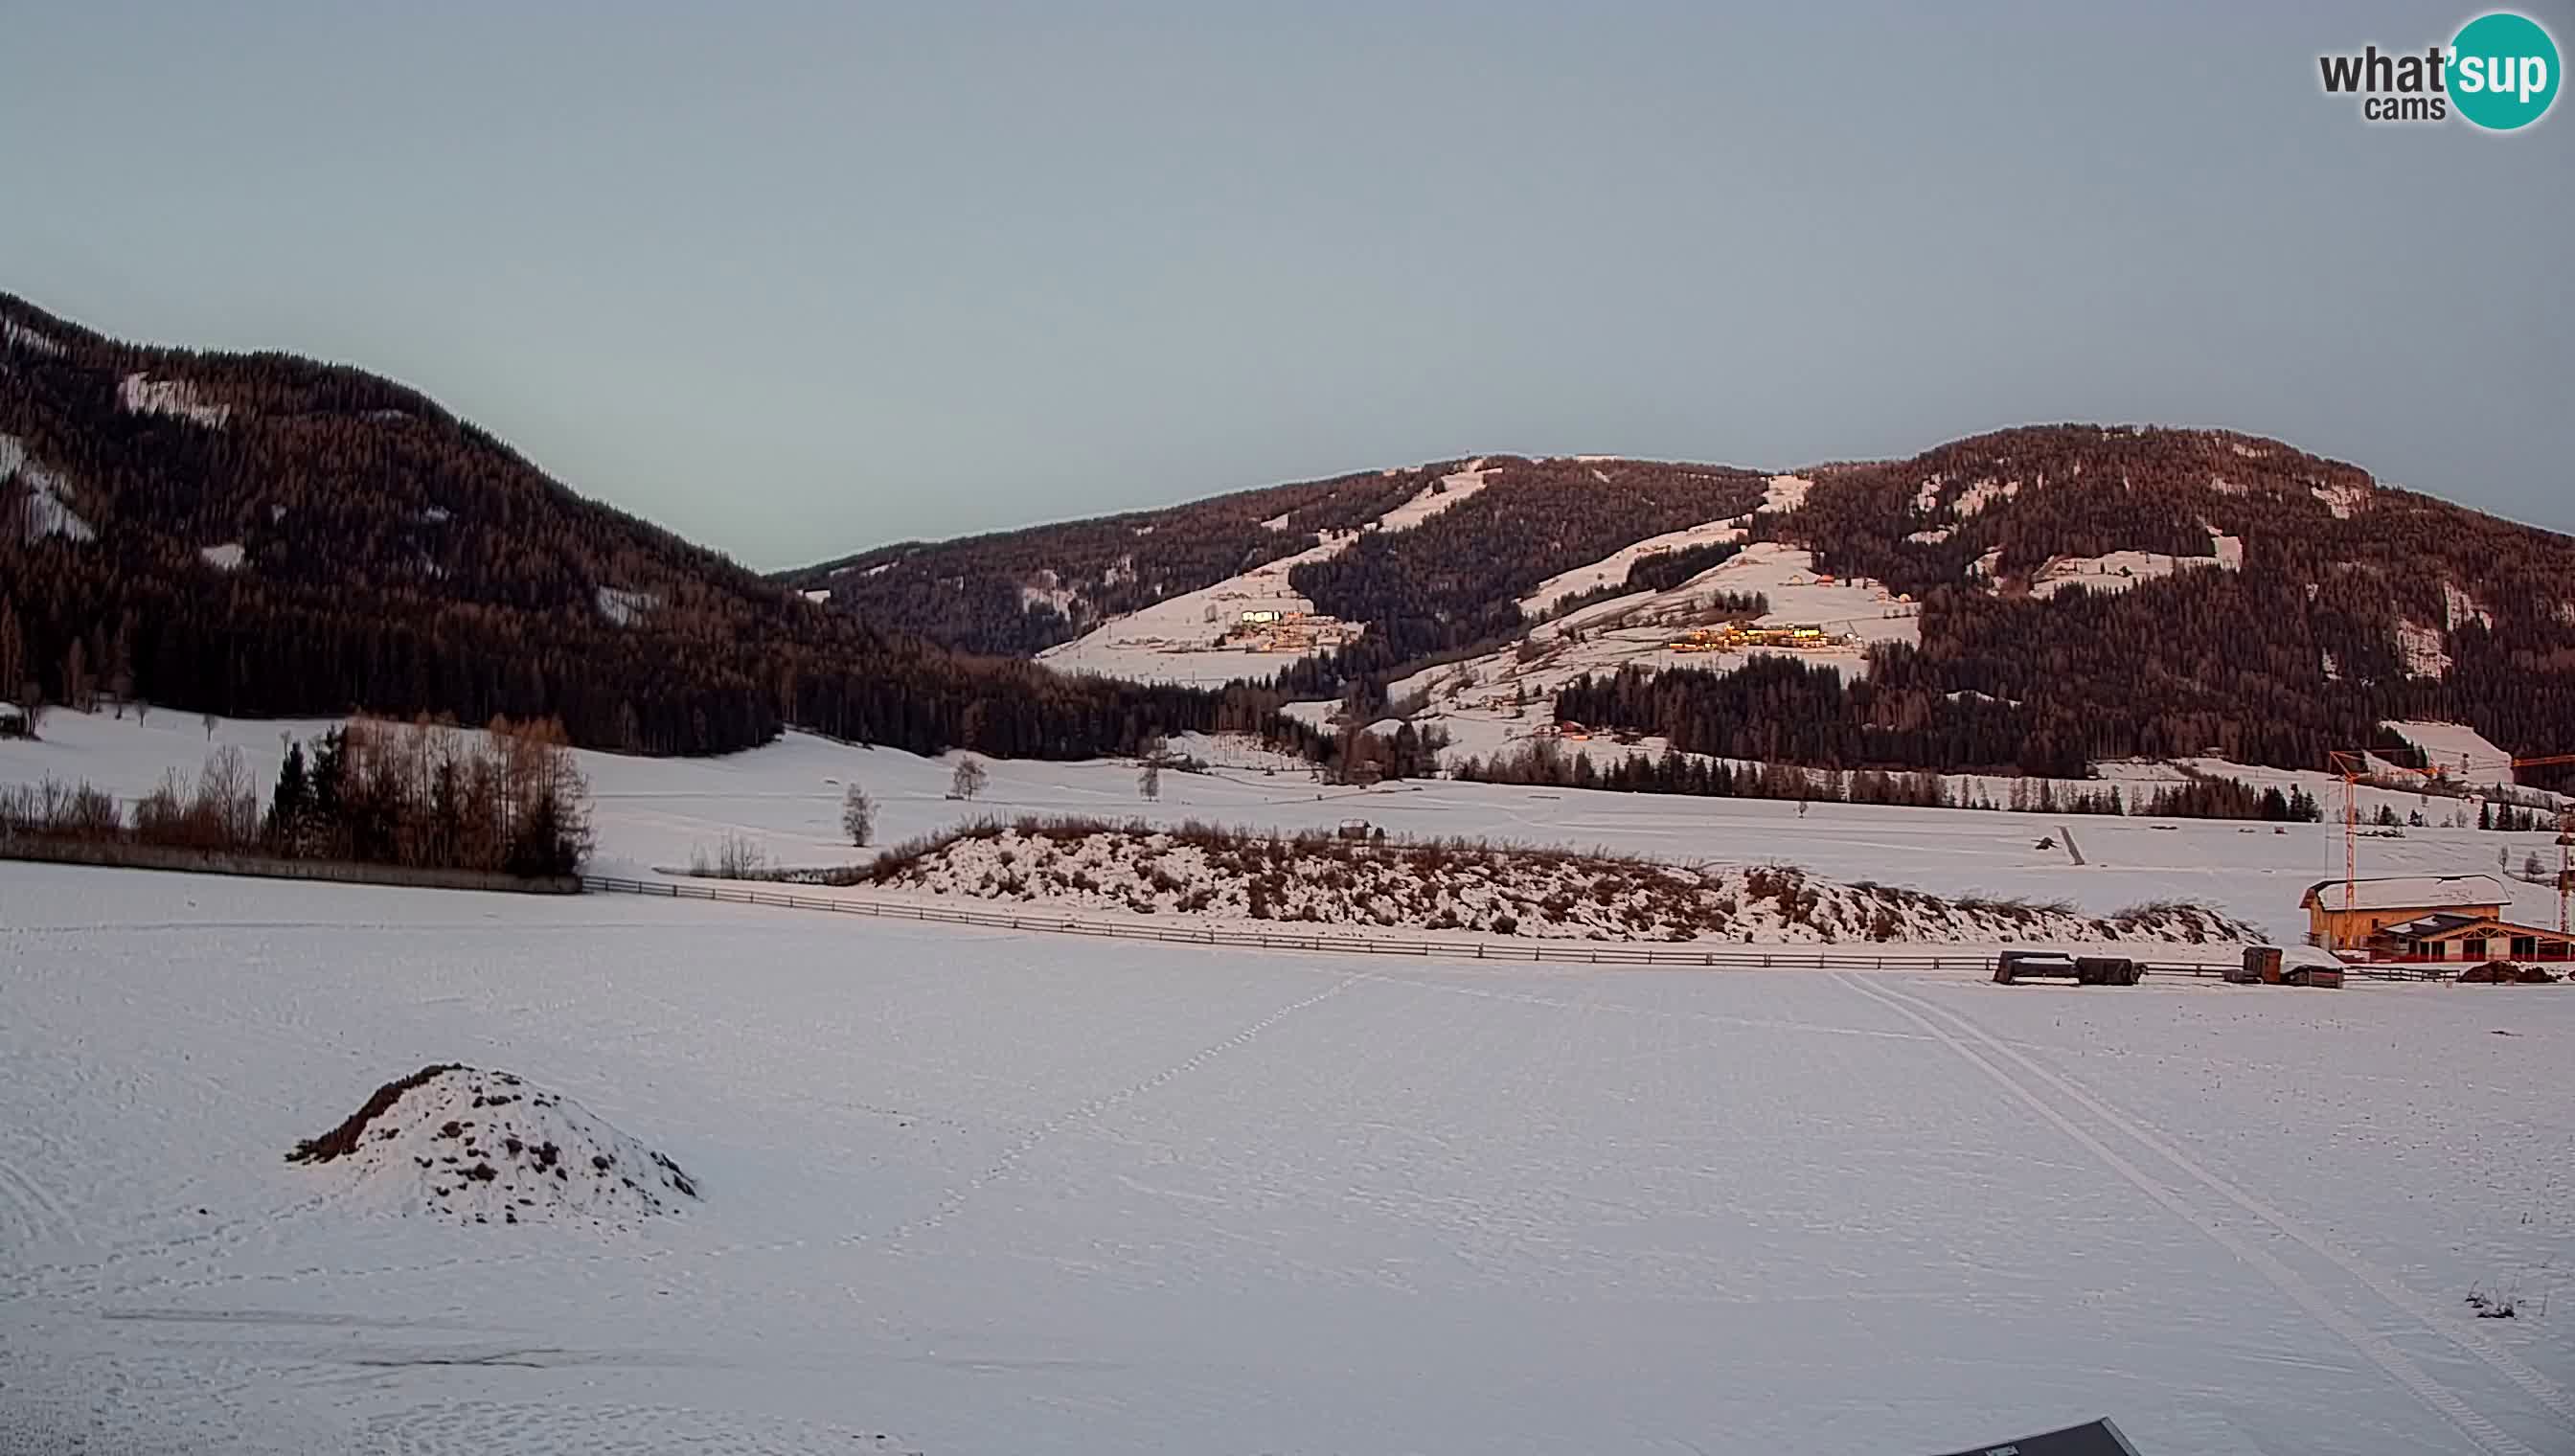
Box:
[5,863,2571,1455]
[9,708,2571,945]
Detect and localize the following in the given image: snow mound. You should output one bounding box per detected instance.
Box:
[287,1065,697,1228]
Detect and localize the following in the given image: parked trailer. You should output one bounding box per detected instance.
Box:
[1994,950,2138,987]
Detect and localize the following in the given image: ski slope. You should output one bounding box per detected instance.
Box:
[3,863,2570,1455]
[8,708,2570,944]
[1034,464,1493,687]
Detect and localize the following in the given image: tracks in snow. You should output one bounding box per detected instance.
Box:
[0,1150,81,1253]
[1838,974,2574,1456]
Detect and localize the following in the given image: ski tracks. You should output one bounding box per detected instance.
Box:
[1839,974,2573,1456]
[0,1149,81,1255]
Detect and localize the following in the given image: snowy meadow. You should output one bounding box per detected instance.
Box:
[5,862,2573,1455]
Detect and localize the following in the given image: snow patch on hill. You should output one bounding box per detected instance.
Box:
[1952,478,2019,515]
[595,585,659,626]
[1758,473,1812,513]
[1515,515,1750,618]
[118,373,232,429]
[2,317,65,355]
[870,824,2253,944]
[2442,580,2493,631]
[1038,464,1498,686]
[1376,462,1493,533]
[2395,621,2450,678]
[198,542,244,571]
[1018,576,1078,616]
[2028,548,2232,600]
[2313,482,2367,518]
[286,1065,698,1229]
[1905,526,1955,544]
[2381,721,2514,781]
[4,437,96,543]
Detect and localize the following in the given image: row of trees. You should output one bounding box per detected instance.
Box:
[2134,780,2325,822]
[263,717,593,876]
[1453,739,2123,812]
[0,716,593,876]
[1448,738,2343,824]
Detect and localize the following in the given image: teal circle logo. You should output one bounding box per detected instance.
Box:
[2451,11,2560,130]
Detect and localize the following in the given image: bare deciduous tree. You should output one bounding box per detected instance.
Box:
[949,757,989,801]
[841,784,876,846]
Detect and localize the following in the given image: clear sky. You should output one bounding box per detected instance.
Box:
[5,1,2569,568]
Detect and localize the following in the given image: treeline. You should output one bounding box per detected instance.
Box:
[2136,780,2324,822]
[1322,718,1449,785]
[1625,538,1748,594]
[1449,739,2328,824]
[1451,739,2128,814]
[0,292,1310,762]
[0,716,593,876]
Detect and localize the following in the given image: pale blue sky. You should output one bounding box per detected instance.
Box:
[4,1,2568,567]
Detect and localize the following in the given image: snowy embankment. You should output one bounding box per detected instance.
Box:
[866,822,2254,944]
[286,1064,698,1229]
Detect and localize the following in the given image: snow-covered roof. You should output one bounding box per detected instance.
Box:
[2297,874,2506,912]
[2379,910,2563,940]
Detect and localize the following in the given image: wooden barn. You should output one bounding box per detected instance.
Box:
[2300,874,2569,961]
[2365,911,2571,964]
[2299,875,2506,951]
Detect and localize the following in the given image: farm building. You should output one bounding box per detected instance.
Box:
[2364,911,2572,964]
[2298,874,2509,951]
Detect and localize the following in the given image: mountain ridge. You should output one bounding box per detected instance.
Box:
[782,423,2575,786]
[0,291,1285,760]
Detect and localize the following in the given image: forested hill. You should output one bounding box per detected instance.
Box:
[0,292,1272,758]
[1582,424,2575,785]
[776,466,1435,656]
[779,455,1772,664]
[778,418,2575,785]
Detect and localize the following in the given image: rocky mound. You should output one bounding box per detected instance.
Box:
[288,1065,698,1227]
